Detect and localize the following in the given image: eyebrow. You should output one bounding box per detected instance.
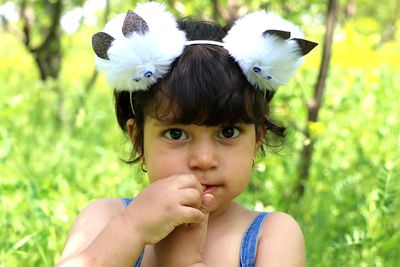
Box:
[148,119,164,127]
[148,117,178,127]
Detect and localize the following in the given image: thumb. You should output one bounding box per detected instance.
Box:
[200,193,214,214]
[187,194,213,229]
[191,193,214,247]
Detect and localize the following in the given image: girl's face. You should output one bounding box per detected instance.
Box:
[140,116,261,213]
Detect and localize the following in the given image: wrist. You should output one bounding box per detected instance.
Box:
[117,210,147,246]
[79,213,146,267]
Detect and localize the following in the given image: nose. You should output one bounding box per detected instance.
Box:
[188,138,218,170]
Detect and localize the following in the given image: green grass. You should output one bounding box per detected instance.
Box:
[1,20,399,266]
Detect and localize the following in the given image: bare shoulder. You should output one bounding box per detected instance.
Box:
[58,198,126,262]
[255,212,306,267]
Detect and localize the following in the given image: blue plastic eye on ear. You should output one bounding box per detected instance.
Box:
[265,75,272,80]
[132,77,141,82]
[253,66,261,73]
[144,71,153,78]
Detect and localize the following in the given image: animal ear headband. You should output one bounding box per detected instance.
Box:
[92,2,317,93]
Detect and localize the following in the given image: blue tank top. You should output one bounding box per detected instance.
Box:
[122,198,270,267]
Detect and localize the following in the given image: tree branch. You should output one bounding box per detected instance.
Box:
[309,0,337,123]
[34,0,63,53]
[293,0,338,201]
[20,0,32,50]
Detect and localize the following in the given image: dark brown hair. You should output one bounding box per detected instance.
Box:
[114,19,285,163]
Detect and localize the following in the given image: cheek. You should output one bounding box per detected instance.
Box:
[222,146,254,177]
[234,159,253,181]
[145,147,187,182]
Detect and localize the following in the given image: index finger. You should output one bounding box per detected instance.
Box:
[169,174,204,192]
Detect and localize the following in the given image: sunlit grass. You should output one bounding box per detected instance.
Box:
[1,17,399,266]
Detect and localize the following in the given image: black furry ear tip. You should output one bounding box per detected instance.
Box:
[122,10,149,37]
[263,30,291,40]
[291,38,318,56]
[92,32,115,60]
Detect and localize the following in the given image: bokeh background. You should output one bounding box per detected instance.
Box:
[1,0,399,266]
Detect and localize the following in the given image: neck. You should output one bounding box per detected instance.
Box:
[208,201,244,226]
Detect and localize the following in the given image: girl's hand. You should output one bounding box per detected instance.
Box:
[153,194,214,267]
[122,174,206,244]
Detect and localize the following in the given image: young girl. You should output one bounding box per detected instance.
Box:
[57,3,316,266]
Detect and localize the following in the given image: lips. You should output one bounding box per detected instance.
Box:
[203,185,217,194]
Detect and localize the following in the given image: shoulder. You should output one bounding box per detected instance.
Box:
[59,198,126,261]
[255,212,306,267]
[68,198,126,234]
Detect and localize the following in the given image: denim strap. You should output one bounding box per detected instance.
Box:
[121,198,143,267]
[122,198,134,207]
[239,212,270,267]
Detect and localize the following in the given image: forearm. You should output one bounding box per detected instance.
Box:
[57,212,145,267]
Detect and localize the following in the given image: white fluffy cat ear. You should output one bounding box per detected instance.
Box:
[223,10,317,92]
[91,2,187,92]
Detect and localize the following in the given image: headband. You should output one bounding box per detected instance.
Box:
[92,2,317,92]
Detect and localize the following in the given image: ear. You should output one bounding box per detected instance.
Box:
[255,124,266,149]
[291,38,318,56]
[122,10,149,37]
[92,32,115,60]
[263,29,291,40]
[126,118,136,142]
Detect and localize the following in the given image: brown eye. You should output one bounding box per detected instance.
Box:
[164,128,187,140]
[218,126,240,139]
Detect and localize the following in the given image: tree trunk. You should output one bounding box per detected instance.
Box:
[21,0,64,123]
[293,0,338,200]
[22,0,63,80]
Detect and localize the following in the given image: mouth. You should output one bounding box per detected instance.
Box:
[203,185,218,194]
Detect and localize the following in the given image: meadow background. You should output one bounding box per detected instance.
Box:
[1,0,399,266]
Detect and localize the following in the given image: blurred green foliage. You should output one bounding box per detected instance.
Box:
[1,0,399,266]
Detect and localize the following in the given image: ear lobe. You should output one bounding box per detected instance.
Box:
[126,118,136,141]
[92,32,115,60]
[122,10,149,37]
[255,125,266,148]
[291,38,318,56]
